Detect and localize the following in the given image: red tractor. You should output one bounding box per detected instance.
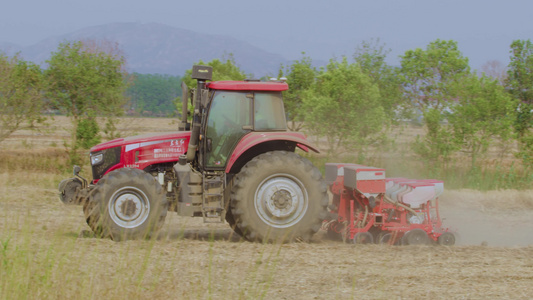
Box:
[59,65,328,242]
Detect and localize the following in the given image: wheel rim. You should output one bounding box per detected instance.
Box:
[108,186,150,228]
[254,173,308,228]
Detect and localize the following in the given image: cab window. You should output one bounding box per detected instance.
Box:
[254,92,287,130]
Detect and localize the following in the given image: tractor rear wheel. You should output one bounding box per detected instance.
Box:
[230,151,328,243]
[83,168,168,241]
[225,208,244,237]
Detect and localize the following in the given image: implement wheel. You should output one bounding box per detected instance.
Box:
[377,232,395,245]
[438,232,456,246]
[83,168,168,241]
[401,228,430,245]
[325,220,345,241]
[352,232,374,244]
[230,151,328,243]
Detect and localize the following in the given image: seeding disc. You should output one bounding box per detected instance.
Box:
[378,232,395,245]
[438,232,456,246]
[401,228,430,245]
[352,232,374,244]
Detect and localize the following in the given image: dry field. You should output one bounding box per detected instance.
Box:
[1,116,533,299]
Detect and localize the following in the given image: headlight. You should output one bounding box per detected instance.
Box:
[91,153,104,165]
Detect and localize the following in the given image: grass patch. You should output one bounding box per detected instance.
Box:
[0,148,72,174]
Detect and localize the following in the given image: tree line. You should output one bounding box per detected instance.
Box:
[1,38,533,170]
[0,40,182,164]
[279,39,533,170]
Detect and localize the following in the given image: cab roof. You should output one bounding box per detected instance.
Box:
[207,81,288,92]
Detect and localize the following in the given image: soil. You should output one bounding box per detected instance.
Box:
[3,184,532,299]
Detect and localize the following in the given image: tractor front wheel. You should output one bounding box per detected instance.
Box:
[230,151,328,242]
[83,168,168,241]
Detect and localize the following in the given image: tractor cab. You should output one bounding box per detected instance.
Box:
[201,81,288,169]
[179,65,292,172]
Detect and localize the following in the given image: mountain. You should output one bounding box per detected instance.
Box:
[2,22,289,77]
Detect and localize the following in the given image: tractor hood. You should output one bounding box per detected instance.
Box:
[89,131,192,182]
[91,131,192,153]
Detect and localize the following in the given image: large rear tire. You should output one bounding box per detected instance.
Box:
[225,208,244,237]
[230,151,328,243]
[83,168,168,241]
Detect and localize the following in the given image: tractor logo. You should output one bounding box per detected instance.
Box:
[153,139,186,158]
[170,139,185,147]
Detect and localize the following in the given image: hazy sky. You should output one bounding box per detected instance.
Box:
[1,0,532,69]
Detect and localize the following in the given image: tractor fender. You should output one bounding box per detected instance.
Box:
[225,131,319,173]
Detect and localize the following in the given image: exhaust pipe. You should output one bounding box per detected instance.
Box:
[186,65,212,162]
[178,81,189,131]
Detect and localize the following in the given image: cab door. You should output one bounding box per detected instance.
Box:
[203,91,252,169]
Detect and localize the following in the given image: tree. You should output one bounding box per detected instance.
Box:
[515,134,533,166]
[449,73,516,168]
[506,39,533,137]
[399,39,470,112]
[280,53,317,131]
[302,57,386,157]
[0,53,44,143]
[506,39,533,166]
[399,40,470,164]
[45,40,129,163]
[480,60,507,85]
[353,38,404,123]
[411,108,458,166]
[126,73,182,116]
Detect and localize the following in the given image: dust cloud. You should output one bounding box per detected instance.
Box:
[439,189,533,246]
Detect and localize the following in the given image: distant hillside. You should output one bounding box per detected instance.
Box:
[1,22,289,77]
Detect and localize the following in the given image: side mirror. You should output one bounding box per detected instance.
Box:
[73,165,81,176]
